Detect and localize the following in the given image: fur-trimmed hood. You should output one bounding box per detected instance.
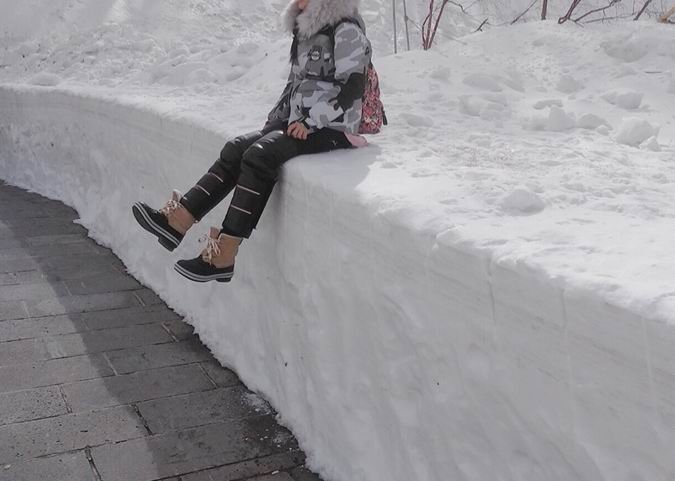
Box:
[282,0,361,39]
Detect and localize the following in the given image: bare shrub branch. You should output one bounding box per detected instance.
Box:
[542,0,549,20]
[559,0,584,24]
[474,18,489,32]
[429,0,452,47]
[574,0,622,23]
[584,13,633,22]
[511,0,538,24]
[448,1,466,13]
[422,0,454,50]
[634,0,654,20]
[421,0,434,49]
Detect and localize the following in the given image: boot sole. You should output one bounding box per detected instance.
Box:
[132,203,180,252]
[174,263,233,283]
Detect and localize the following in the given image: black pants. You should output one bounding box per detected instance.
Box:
[180,123,352,238]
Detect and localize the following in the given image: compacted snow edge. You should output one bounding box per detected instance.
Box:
[1,85,674,481]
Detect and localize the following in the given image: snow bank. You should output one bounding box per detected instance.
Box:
[3,82,675,481]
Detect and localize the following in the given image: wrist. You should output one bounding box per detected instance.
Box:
[298,115,316,130]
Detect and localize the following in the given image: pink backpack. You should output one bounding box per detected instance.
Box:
[330,18,387,134]
[359,63,387,134]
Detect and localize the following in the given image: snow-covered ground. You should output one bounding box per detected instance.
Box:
[1,1,675,481]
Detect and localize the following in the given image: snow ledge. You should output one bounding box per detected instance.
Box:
[1,84,674,481]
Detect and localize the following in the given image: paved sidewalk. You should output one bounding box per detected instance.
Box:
[0,181,322,481]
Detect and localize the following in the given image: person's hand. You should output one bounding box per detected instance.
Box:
[287,121,309,140]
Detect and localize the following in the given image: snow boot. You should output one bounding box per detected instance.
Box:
[132,190,195,251]
[174,227,241,283]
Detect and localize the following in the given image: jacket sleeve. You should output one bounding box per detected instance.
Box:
[302,23,370,130]
[267,68,297,123]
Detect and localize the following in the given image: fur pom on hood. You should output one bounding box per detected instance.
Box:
[282,0,361,39]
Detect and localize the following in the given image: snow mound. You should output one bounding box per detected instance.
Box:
[602,37,650,63]
[615,118,659,146]
[501,187,546,214]
[641,136,661,152]
[602,90,644,110]
[557,75,584,94]
[459,95,510,121]
[528,106,576,132]
[578,113,611,130]
[428,66,451,83]
[601,30,675,63]
[463,73,502,92]
[400,112,434,128]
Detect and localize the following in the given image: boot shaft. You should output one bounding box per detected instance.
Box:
[202,227,241,268]
[160,190,195,235]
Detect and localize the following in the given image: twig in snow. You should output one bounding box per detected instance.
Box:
[474,18,489,32]
[511,0,538,24]
[542,0,549,20]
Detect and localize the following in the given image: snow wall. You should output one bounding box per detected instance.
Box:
[1,84,674,481]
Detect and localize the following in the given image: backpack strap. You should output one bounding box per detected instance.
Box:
[324,18,373,69]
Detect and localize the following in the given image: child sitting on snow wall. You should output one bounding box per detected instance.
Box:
[132,0,375,283]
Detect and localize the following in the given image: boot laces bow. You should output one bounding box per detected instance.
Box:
[159,198,181,216]
[200,235,221,264]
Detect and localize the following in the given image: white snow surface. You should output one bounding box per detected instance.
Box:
[2,2,675,481]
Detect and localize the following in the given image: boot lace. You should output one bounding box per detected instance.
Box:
[200,235,221,265]
[159,198,181,216]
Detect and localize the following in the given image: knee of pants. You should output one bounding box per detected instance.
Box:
[241,145,279,182]
[219,137,248,164]
[216,139,248,178]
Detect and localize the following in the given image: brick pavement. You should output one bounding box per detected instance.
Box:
[0,181,323,481]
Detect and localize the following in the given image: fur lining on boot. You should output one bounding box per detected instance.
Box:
[282,0,360,38]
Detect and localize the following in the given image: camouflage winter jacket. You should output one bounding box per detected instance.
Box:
[267,0,372,134]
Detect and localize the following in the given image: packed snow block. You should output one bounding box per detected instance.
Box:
[556,75,584,94]
[615,117,659,146]
[602,90,644,110]
[2,85,675,481]
[527,106,576,132]
[577,113,611,130]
